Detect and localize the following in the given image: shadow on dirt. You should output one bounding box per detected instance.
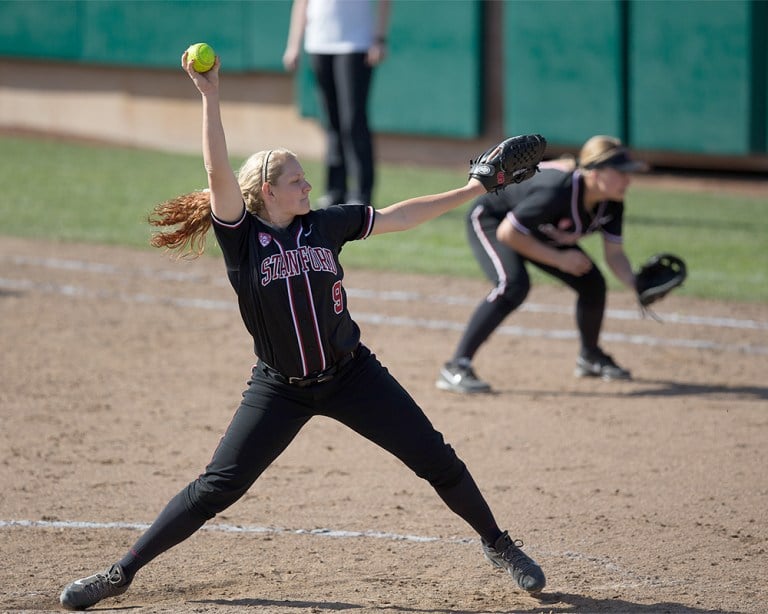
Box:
[546,591,746,614]
[626,379,768,401]
[0,288,24,297]
[194,598,361,610]
[499,380,768,401]
[192,594,745,613]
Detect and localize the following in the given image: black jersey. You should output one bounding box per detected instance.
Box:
[212,204,375,378]
[471,168,625,246]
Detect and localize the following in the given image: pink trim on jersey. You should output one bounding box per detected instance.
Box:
[570,171,584,235]
[294,225,327,373]
[359,206,375,239]
[211,205,247,228]
[273,237,310,375]
[470,206,508,303]
[507,211,530,235]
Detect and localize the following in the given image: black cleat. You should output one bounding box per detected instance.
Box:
[59,563,130,610]
[482,531,546,593]
[436,361,492,394]
[575,348,631,381]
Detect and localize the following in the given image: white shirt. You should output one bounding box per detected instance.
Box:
[304,0,376,54]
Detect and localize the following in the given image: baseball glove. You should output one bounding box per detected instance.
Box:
[469,134,547,192]
[635,253,687,311]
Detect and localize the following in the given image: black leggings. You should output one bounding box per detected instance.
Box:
[310,52,374,205]
[119,346,501,580]
[453,206,607,361]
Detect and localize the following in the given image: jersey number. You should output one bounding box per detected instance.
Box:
[332,281,344,314]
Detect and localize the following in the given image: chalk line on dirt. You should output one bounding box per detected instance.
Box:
[0,519,462,543]
[6,253,768,330]
[0,519,661,588]
[1,275,767,356]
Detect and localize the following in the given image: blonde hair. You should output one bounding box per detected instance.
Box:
[577,135,625,169]
[237,148,296,216]
[149,148,297,258]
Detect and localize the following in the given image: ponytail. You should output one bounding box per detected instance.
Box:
[149,148,297,258]
[148,190,213,258]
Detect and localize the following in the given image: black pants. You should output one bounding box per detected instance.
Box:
[119,346,501,578]
[188,345,467,513]
[310,52,374,206]
[452,205,607,361]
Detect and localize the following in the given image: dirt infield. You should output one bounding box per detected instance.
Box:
[2,236,766,614]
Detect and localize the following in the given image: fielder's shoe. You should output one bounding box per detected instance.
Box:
[482,531,546,593]
[60,563,130,610]
[575,348,631,381]
[436,361,491,394]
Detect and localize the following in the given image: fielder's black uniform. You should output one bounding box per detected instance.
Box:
[117,204,500,575]
[453,167,625,361]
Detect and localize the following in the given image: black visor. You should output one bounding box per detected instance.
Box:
[585,148,649,172]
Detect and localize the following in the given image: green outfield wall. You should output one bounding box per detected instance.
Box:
[502,0,767,156]
[0,0,291,71]
[1,0,766,161]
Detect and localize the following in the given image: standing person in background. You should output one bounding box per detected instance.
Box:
[283,0,390,208]
[437,136,649,394]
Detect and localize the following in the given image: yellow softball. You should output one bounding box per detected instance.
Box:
[186,42,215,73]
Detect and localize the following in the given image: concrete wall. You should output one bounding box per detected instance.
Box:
[0,58,506,169]
[2,58,767,173]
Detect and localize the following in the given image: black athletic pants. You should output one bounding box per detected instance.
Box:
[118,345,501,580]
[452,206,607,362]
[310,52,374,206]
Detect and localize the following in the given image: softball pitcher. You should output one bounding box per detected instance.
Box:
[58,52,546,609]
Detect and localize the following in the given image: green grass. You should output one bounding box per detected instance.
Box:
[1,134,766,302]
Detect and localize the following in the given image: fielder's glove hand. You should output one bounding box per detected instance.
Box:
[635,252,687,319]
[469,134,547,193]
